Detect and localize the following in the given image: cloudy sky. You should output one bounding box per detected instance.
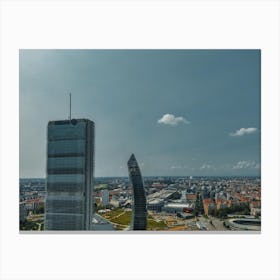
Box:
[19,50,260,177]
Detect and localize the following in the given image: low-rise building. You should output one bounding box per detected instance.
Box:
[251,207,261,217]
[162,203,194,214]
[216,199,228,210]
[147,189,181,202]
[250,200,261,209]
[23,198,44,211]
[203,198,216,215]
[186,193,197,202]
[110,199,120,208]
[101,189,109,206]
[147,199,164,212]
[20,202,27,222]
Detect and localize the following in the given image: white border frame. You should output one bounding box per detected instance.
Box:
[1,1,279,279]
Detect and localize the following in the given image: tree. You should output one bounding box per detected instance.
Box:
[38,204,44,214]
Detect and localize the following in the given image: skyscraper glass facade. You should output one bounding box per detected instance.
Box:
[45,119,95,230]
[127,154,147,230]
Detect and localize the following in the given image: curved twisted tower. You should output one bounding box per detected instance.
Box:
[127,154,147,230]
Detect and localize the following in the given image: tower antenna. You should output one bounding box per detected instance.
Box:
[69,92,71,121]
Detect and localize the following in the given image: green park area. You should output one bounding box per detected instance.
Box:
[147,216,167,230]
[20,213,44,231]
[101,208,168,230]
[20,219,44,231]
[94,184,108,191]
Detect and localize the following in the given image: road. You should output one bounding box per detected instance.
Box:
[197,216,229,231]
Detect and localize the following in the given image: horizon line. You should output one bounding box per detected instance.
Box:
[20,175,261,179]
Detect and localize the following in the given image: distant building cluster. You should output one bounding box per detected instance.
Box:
[202,181,261,216]
[93,177,261,220]
[19,178,45,223]
[20,175,261,231]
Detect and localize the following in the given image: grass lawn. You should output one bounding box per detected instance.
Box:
[110,211,131,225]
[147,218,167,230]
[103,208,125,219]
[101,208,168,230]
[102,208,132,225]
[20,219,44,231]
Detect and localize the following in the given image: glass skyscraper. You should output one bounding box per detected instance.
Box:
[127,154,147,230]
[45,119,95,230]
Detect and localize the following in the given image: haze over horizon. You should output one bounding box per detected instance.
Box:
[20,50,261,178]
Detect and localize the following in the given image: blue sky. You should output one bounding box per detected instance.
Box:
[19,50,260,177]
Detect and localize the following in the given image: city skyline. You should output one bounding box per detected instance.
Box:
[20,49,261,177]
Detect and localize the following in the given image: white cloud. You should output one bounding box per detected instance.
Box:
[229,127,257,136]
[158,114,190,126]
[233,160,260,169]
[200,164,212,170]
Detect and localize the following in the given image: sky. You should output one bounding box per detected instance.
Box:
[19,50,261,177]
